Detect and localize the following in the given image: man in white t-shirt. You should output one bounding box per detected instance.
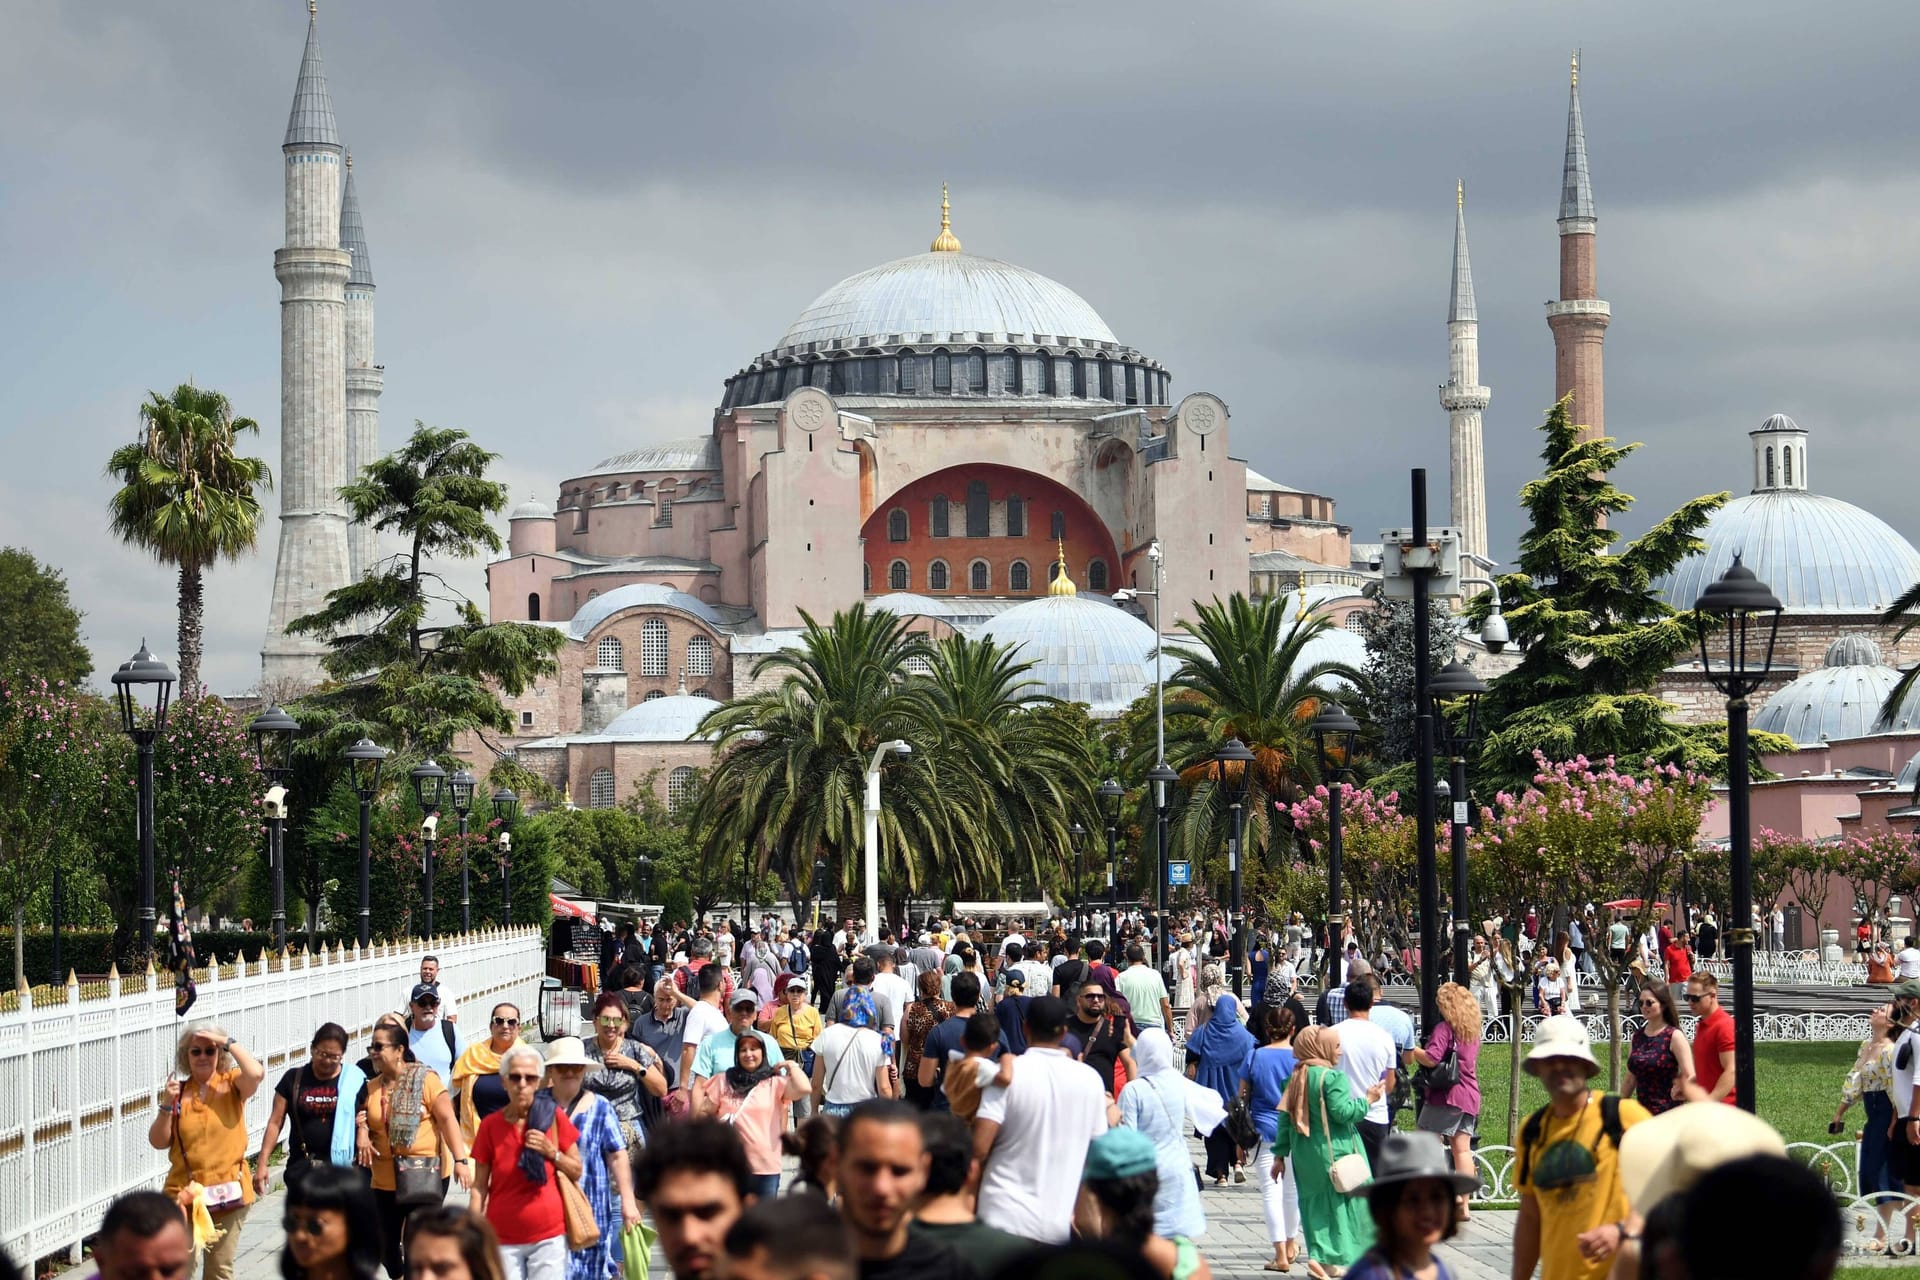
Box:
[973,995,1109,1244]
[677,962,729,1103]
[811,994,891,1114]
[871,948,913,1041]
[1333,979,1395,1171]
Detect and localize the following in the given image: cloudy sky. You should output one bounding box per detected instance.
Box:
[4,2,1916,695]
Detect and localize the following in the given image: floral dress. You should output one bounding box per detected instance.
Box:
[1628,1025,1682,1116]
[560,1088,628,1280]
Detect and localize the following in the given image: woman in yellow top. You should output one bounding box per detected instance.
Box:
[149,1021,265,1280]
[355,1023,473,1279]
[772,976,824,1117]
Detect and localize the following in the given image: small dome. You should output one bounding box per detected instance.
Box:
[974,594,1157,718]
[1658,491,1920,615]
[1752,663,1920,745]
[509,496,554,521]
[1753,413,1805,435]
[598,694,722,743]
[1825,635,1883,668]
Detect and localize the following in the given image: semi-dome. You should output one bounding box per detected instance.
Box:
[568,584,725,639]
[974,592,1157,718]
[1658,491,1920,615]
[598,694,722,742]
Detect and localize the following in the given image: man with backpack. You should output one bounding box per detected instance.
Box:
[1512,1015,1651,1280]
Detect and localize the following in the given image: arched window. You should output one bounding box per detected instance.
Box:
[667,766,697,812]
[1095,356,1111,400]
[904,653,934,676]
[1087,560,1108,592]
[1003,349,1022,395]
[863,562,872,592]
[656,494,674,527]
[691,688,711,699]
[1068,354,1085,397]
[965,481,990,537]
[1765,446,1776,488]
[1036,351,1054,396]
[1006,495,1025,537]
[527,593,541,621]
[888,509,909,542]
[588,768,615,809]
[586,589,599,601]
[643,689,664,701]
[966,350,987,395]
[898,350,917,394]
[1050,510,1066,540]
[1047,558,1065,584]
[686,634,713,677]
[827,359,846,395]
[931,496,950,538]
[970,560,990,591]
[596,636,623,670]
[640,618,669,676]
[1345,612,1369,634]
[929,560,950,592]
[932,350,951,393]
[1784,447,1794,486]
[1010,560,1031,592]
[889,560,909,591]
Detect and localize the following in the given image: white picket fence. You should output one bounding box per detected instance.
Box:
[0,928,546,1268]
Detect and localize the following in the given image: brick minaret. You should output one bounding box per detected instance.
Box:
[1547,50,1609,445]
[1441,181,1490,566]
[263,3,353,689]
[340,152,382,580]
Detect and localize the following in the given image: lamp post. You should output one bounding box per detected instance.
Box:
[1429,660,1488,990]
[864,740,912,936]
[1145,761,1180,959]
[1214,737,1256,997]
[449,768,476,933]
[248,704,299,952]
[1069,822,1087,932]
[342,738,389,947]
[1098,779,1123,949]
[1115,539,1168,955]
[111,641,176,965]
[813,857,829,928]
[410,758,448,938]
[1403,471,1445,1037]
[636,854,654,907]
[1695,554,1782,1114]
[1310,701,1361,992]
[491,786,520,925]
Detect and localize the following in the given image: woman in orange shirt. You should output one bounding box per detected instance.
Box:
[355,1023,473,1279]
[148,1021,265,1280]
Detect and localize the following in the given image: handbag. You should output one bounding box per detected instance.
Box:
[1412,1044,1461,1098]
[558,1160,601,1251]
[393,1155,445,1207]
[1224,1096,1260,1150]
[1318,1069,1371,1195]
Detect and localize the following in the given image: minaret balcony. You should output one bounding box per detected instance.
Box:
[1545,298,1610,321]
[1440,383,1490,412]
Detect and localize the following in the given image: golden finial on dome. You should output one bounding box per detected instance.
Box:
[1048,537,1077,597]
[930,183,963,254]
[1296,583,1310,621]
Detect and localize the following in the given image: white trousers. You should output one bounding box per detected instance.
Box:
[499,1236,567,1280]
[1253,1143,1301,1247]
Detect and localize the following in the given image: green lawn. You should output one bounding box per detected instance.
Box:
[1444,1039,1855,1149]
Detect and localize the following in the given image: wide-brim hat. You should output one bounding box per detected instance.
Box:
[1618,1102,1786,1214]
[1359,1131,1479,1196]
[543,1036,593,1068]
[1524,1014,1602,1077]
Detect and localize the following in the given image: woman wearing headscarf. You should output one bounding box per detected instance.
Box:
[1270,1026,1376,1279]
[1184,993,1256,1185]
[1120,1028,1214,1240]
[899,969,950,1109]
[694,1033,809,1199]
[1172,933,1197,1016]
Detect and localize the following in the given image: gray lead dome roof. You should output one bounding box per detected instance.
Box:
[1658,491,1920,615]
[778,251,1118,351]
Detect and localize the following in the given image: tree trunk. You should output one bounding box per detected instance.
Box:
[177,562,203,699]
[1606,965,1622,1089]
[13,902,24,992]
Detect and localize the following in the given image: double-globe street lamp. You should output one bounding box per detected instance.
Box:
[343,738,389,948]
[1429,661,1489,990]
[1097,779,1124,949]
[492,786,520,924]
[112,641,177,965]
[1309,701,1361,992]
[1214,737,1256,997]
[248,704,299,952]
[410,758,448,938]
[1695,553,1783,1115]
[449,767,477,933]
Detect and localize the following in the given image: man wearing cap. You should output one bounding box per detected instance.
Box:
[1512,1015,1651,1280]
[691,988,785,1091]
[405,982,463,1085]
[973,995,1109,1244]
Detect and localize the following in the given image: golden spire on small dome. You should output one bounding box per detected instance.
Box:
[930,183,963,254]
[1048,537,1077,597]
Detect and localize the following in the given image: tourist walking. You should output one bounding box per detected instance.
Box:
[1246,1007,1302,1271]
[1120,1028,1212,1240]
[279,1163,383,1280]
[1333,980,1398,1170]
[1172,933,1197,1017]
[976,996,1111,1244]
[772,976,825,1115]
[150,1021,265,1280]
[899,969,950,1108]
[1081,1127,1214,1280]
[1834,1003,1902,1245]
[584,992,669,1150]
[357,1022,474,1279]
[1623,983,1694,1116]
[811,990,894,1116]
[401,1207,510,1280]
[695,1034,808,1199]
[472,1043,582,1280]
[256,1022,356,1196]
[1341,1131,1479,1280]
[450,1003,523,1141]
[1409,981,1483,1221]
[1270,1025,1377,1280]
[1684,972,1736,1105]
[541,1036,641,1280]
[1185,992,1256,1185]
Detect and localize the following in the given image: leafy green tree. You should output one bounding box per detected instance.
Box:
[0,549,93,686]
[1358,596,1463,765]
[1466,395,1733,791]
[288,424,563,755]
[106,384,271,697]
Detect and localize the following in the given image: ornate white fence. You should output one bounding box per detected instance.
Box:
[1481,1010,1874,1043]
[0,928,545,1267]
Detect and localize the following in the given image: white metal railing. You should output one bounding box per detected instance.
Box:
[1479,1010,1875,1043]
[0,928,545,1267]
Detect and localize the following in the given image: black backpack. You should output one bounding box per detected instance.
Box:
[1516,1094,1627,1188]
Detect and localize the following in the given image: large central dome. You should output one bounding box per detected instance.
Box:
[778,250,1118,351]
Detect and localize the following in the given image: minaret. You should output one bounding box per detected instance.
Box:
[340,151,382,580]
[1441,181,1490,566]
[263,2,354,689]
[1547,49,1609,445]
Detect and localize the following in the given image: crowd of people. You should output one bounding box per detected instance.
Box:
[36,911,1858,1280]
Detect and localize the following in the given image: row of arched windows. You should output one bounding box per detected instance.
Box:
[865,558,1107,594]
[723,349,1173,409]
[588,765,699,811]
[887,492,1055,542]
[592,626,715,679]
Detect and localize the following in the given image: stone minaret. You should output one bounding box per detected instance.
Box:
[1547,50,1609,445]
[262,3,353,689]
[1441,181,1490,566]
[340,152,382,580]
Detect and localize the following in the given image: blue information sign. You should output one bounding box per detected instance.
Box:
[1167,862,1192,886]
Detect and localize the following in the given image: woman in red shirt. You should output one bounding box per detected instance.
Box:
[472,1044,583,1279]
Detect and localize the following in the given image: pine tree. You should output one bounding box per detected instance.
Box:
[1359,595,1463,764]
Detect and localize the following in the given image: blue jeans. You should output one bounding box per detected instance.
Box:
[751,1172,782,1200]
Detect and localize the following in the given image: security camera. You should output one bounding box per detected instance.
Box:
[499,832,512,853]
[1113,588,1138,603]
[1147,539,1163,563]
[263,785,288,820]
[1481,613,1509,655]
[421,813,439,836]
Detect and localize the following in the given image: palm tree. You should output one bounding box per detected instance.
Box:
[106,384,272,697]
[1880,581,1920,734]
[1152,593,1366,870]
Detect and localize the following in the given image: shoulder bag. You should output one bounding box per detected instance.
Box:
[387,1069,446,1208]
[1318,1069,1371,1194]
[1412,1041,1461,1099]
[553,1116,601,1251]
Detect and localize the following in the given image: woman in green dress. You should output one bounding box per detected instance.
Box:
[1271,1025,1378,1279]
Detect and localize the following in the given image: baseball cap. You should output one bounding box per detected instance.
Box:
[409,983,440,1006]
[729,989,761,1013]
[1896,979,1920,1000]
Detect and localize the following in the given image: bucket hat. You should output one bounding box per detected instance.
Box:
[1524,1014,1601,1077]
[1363,1130,1480,1196]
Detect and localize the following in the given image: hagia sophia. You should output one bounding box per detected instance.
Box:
[256,14,1920,883]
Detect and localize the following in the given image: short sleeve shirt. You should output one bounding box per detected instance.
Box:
[472,1108,579,1245]
[1515,1094,1650,1280]
[164,1068,255,1205]
[1116,966,1170,1028]
[1335,1018,1398,1124]
[273,1065,339,1165]
[1692,1006,1737,1105]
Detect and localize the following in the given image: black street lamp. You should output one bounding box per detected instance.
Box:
[812,857,829,928]
[343,738,389,948]
[491,786,520,925]
[248,704,299,952]
[636,854,654,907]
[410,758,448,939]
[1310,701,1362,993]
[1068,822,1087,932]
[112,641,176,965]
[1214,737,1256,997]
[1429,660,1488,990]
[1097,779,1124,949]
[449,767,477,933]
[1146,762,1181,962]
[1695,554,1782,1115]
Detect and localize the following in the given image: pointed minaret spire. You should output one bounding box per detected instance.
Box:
[341,150,383,581]
[283,7,340,149]
[1559,49,1595,227]
[1442,183,1490,567]
[339,153,373,287]
[1547,49,1610,453]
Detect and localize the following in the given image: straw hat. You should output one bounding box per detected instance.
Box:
[1618,1103,1786,1214]
[543,1036,593,1068]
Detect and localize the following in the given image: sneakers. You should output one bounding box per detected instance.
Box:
[1233,1167,1247,1184]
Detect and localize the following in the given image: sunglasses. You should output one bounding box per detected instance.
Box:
[188,1046,221,1057]
[506,1072,542,1084]
[283,1215,332,1237]
[492,1017,520,1027]
[1685,992,1710,1002]
[594,1017,626,1027]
